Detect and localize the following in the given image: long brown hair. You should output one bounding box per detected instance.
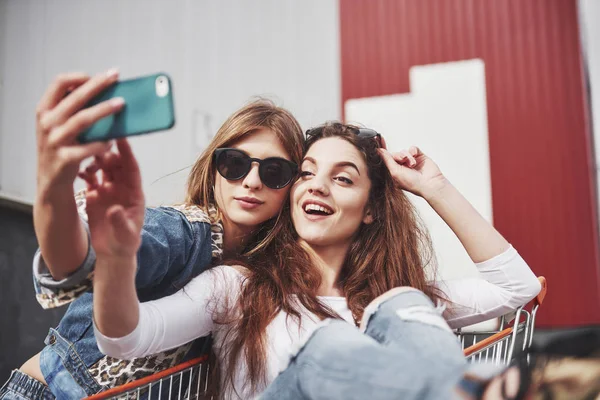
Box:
[217,122,442,395]
[185,98,303,256]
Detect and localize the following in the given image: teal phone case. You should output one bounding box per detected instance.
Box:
[78,73,175,143]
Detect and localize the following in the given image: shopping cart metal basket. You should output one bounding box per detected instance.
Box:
[458,276,547,364]
[86,277,547,399]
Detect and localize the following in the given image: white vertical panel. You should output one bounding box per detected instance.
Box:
[0,0,340,206]
[0,1,48,204]
[579,0,600,216]
[0,0,6,195]
[345,60,491,281]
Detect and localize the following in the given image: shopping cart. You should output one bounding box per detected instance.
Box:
[86,277,547,400]
[458,276,547,364]
[85,356,210,400]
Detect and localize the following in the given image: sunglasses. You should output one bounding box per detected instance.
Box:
[214,148,298,189]
[305,126,382,145]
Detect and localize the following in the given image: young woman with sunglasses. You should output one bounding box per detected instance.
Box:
[2,70,304,400]
[91,122,540,399]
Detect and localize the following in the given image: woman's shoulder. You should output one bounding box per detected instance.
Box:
[153,203,214,224]
[183,265,248,300]
[167,203,217,223]
[210,264,250,278]
[186,264,249,284]
[139,204,224,264]
[146,204,222,240]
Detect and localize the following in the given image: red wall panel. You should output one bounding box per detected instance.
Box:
[340,0,600,327]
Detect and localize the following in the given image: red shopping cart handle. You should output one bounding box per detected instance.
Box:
[534,277,547,307]
[463,327,513,357]
[85,355,208,400]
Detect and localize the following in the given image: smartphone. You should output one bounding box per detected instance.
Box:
[78,73,175,143]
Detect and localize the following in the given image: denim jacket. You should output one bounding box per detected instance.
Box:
[32,191,223,398]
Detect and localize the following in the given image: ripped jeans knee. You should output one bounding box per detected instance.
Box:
[361,287,455,347]
[266,290,465,400]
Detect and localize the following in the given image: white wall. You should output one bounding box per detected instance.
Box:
[579,0,600,214]
[0,0,341,206]
[345,60,491,281]
[0,0,6,182]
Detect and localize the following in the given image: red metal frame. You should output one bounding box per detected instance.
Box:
[340,0,598,327]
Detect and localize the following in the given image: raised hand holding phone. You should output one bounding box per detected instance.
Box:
[34,69,176,280]
[34,69,127,279]
[35,69,125,193]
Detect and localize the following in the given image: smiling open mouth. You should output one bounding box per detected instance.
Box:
[303,203,334,216]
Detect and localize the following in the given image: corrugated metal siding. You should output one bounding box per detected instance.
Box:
[340,0,599,327]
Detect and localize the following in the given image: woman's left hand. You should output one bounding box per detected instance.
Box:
[378,146,447,198]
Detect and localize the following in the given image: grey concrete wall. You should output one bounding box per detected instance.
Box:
[0,205,66,382]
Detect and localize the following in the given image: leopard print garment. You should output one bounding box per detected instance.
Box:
[171,203,223,260]
[35,272,94,309]
[88,342,193,389]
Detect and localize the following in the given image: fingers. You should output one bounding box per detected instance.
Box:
[380,146,424,168]
[60,141,112,165]
[36,73,90,118]
[378,148,403,172]
[115,139,143,188]
[378,146,425,169]
[379,135,388,150]
[84,186,99,207]
[115,139,140,173]
[76,140,140,189]
[86,148,128,184]
[391,150,417,167]
[98,151,123,182]
[39,69,120,132]
[407,146,422,158]
[47,97,125,145]
[78,165,100,189]
[84,178,116,206]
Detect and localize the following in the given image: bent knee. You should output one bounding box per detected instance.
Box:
[363,287,451,332]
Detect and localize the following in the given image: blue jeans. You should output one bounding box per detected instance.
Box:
[39,328,100,399]
[0,371,54,400]
[261,288,469,400]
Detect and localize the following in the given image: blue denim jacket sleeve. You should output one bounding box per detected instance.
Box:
[34,191,215,309]
[33,223,97,309]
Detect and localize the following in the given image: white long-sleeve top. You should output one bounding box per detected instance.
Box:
[94,245,540,399]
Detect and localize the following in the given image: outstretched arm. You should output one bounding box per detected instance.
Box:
[94,265,243,359]
[81,139,145,337]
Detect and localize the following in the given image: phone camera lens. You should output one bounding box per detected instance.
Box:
[155,76,170,97]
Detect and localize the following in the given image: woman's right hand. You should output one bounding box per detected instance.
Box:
[79,139,145,260]
[35,69,124,199]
